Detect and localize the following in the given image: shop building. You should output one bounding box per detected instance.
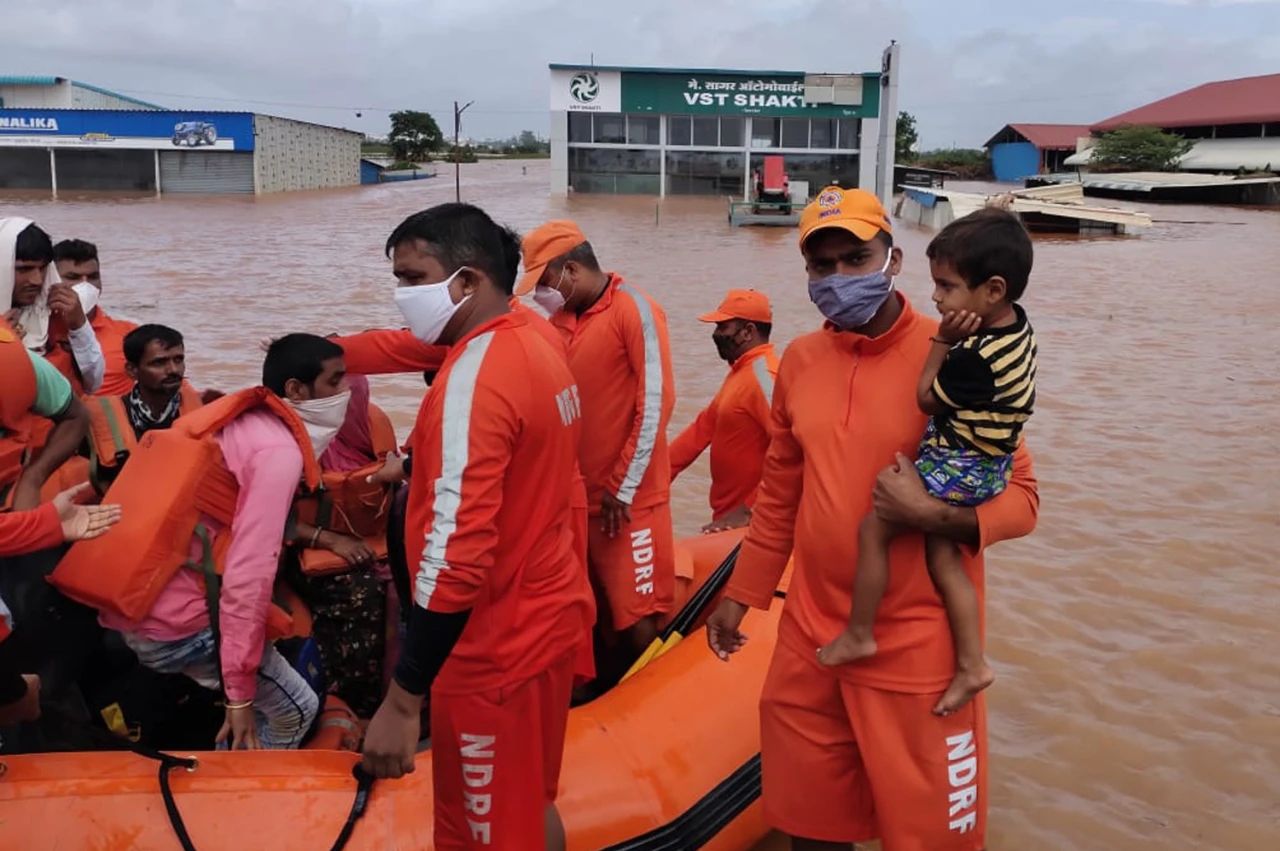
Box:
[547,44,900,203]
[0,77,363,195]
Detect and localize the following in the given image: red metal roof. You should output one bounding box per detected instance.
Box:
[984,123,1091,150]
[1092,73,1280,131]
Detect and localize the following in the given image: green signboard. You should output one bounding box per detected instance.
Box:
[621,72,879,118]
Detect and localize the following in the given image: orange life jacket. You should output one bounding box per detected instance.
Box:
[0,319,39,495]
[293,403,398,576]
[50,387,323,639]
[85,384,204,493]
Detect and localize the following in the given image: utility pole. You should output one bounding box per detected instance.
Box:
[453,99,474,202]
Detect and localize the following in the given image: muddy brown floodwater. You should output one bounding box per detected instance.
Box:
[5,159,1278,850]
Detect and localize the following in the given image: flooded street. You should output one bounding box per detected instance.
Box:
[5,159,1278,849]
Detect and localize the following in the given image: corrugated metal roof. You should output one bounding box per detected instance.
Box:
[1067,137,1280,171]
[985,123,1091,150]
[0,75,164,109]
[0,75,65,86]
[1092,73,1280,131]
[70,80,165,110]
[1045,169,1280,191]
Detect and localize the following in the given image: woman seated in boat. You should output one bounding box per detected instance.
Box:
[287,374,395,719]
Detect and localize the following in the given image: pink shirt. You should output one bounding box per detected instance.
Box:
[100,409,304,701]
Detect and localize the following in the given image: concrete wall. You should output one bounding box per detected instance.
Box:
[0,83,72,109]
[991,141,1040,182]
[252,114,361,193]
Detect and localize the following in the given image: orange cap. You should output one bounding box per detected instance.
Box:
[698,289,773,324]
[517,220,588,296]
[798,186,893,249]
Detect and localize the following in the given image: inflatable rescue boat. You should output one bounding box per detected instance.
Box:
[0,529,789,851]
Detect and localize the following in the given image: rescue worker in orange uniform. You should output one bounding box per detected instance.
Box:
[0,485,121,730]
[53,239,139,397]
[517,220,677,687]
[361,204,593,851]
[0,316,90,511]
[1,315,99,752]
[669,289,779,533]
[706,187,1040,851]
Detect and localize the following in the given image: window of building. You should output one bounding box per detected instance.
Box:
[720,116,744,148]
[781,118,810,149]
[751,118,780,149]
[693,116,719,147]
[666,151,745,196]
[836,118,860,150]
[1265,122,1280,138]
[569,147,661,194]
[568,112,592,143]
[627,114,661,145]
[810,119,836,149]
[668,115,692,146]
[593,113,626,144]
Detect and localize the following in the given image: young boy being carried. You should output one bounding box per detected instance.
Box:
[818,207,1038,716]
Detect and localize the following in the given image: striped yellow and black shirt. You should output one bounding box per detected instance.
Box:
[929,304,1036,456]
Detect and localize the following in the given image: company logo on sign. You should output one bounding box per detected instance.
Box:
[569,72,599,104]
[0,116,59,132]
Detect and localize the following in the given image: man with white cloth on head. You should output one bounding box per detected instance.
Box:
[0,217,105,394]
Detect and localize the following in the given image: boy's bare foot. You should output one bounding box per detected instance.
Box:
[817,630,876,667]
[933,662,995,716]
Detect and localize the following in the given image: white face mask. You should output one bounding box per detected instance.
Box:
[531,269,568,316]
[288,388,351,458]
[73,282,100,316]
[394,267,471,344]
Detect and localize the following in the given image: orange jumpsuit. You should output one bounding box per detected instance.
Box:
[550,274,677,629]
[403,311,594,849]
[669,342,778,521]
[725,295,1039,851]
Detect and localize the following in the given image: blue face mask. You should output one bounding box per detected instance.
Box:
[808,252,895,330]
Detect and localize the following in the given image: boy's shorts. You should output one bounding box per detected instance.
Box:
[431,651,576,850]
[916,424,1012,507]
[586,502,675,630]
[760,639,988,850]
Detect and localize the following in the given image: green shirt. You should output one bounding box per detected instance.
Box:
[28,350,74,418]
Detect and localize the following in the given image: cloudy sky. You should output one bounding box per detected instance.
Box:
[5,0,1277,147]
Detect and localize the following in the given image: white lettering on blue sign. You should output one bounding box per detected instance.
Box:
[0,117,59,132]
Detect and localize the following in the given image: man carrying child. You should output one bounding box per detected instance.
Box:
[707,188,1040,851]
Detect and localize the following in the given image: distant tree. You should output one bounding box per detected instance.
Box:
[915,147,991,179]
[1090,125,1192,172]
[388,110,443,162]
[895,111,919,162]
